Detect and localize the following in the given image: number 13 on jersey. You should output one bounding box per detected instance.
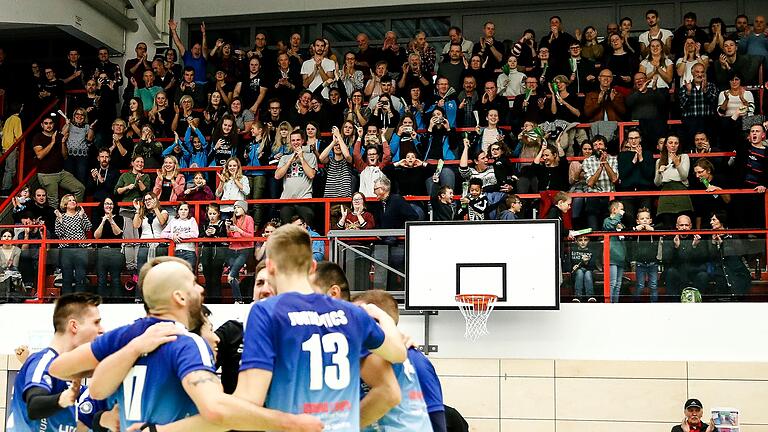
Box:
[301,333,351,391]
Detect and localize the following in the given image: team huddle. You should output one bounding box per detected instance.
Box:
[7,224,447,432]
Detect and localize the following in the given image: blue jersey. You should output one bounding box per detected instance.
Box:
[7,348,79,432]
[90,317,215,431]
[76,385,110,430]
[409,348,444,414]
[241,292,385,431]
[361,348,432,432]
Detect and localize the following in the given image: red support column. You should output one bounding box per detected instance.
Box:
[36,239,47,303]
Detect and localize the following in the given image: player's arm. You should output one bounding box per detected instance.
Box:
[359,354,401,427]
[24,379,80,420]
[363,304,407,363]
[89,322,181,400]
[48,342,99,380]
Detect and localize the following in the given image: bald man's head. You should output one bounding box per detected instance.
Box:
[140,257,204,329]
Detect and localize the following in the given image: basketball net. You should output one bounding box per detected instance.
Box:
[455,294,497,341]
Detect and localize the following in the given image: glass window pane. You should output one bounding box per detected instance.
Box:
[392,17,450,39]
[324,21,386,43]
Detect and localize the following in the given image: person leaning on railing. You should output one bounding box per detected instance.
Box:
[226,200,254,304]
[132,191,168,281]
[200,203,229,303]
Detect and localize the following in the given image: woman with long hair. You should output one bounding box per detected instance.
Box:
[244,121,270,226]
[153,155,186,202]
[93,196,126,300]
[320,126,355,198]
[270,121,293,161]
[209,114,240,167]
[704,17,727,58]
[226,200,254,303]
[132,191,169,276]
[147,91,174,138]
[54,194,92,295]
[707,211,752,297]
[200,203,228,302]
[229,97,254,132]
[161,202,199,268]
[605,33,636,89]
[0,229,20,272]
[215,157,250,218]
[654,135,693,229]
[202,90,228,136]
[579,26,604,64]
[640,39,674,90]
[125,97,146,138]
[133,124,164,169]
[549,75,581,122]
[344,90,367,127]
[337,192,376,290]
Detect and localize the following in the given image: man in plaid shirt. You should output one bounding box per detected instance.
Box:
[678,62,718,151]
[581,135,618,230]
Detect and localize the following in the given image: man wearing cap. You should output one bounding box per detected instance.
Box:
[671,398,717,432]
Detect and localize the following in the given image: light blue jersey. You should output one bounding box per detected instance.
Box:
[362,348,432,432]
[242,292,385,431]
[7,348,78,432]
[90,317,215,431]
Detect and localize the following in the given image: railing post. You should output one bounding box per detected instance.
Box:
[764,191,768,262]
[324,200,331,234]
[36,236,46,303]
[603,233,611,303]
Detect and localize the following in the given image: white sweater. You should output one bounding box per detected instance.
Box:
[161,217,199,252]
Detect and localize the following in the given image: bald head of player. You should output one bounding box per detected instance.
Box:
[310,261,351,301]
[265,224,317,294]
[140,256,205,331]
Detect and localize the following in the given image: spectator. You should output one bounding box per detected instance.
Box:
[248,33,277,75]
[459,136,497,192]
[427,77,458,128]
[583,69,626,122]
[93,196,127,300]
[176,67,206,109]
[437,44,467,91]
[87,148,120,203]
[688,132,724,183]
[655,135,693,229]
[253,220,278,265]
[704,17,727,59]
[734,125,768,228]
[366,91,400,131]
[625,72,668,147]
[671,399,716,432]
[568,140,592,221]
[631,208,661,302]
[410,31,437,74]
[716,73,754,147]
[675,37,709,87]
[545,191,571,244]
[581,135,618,230]
[180,172,215,201]
[89,74,119,149]
[354,126,391,197]
[639,39,674,90]
[419,108,456,163]
[208,69,234,107]
[16,212,43,288]
[379,31,407,74]
[372,175,419,289]
[730,14,751,42]
[738,15,768,70]
[125,97,146,138]
[497,56,526,97]
[132,70,163,111]
[38,66,64,105]
[302,38,337,97]
[530,46,556,86]
[60,107,94,183]
[354,33,380,80]
[639,9,673,56]
[672,12,709,58]
[91,46,124,89]
[578,26,605,65]
[389,115,420,161]
[539,16,577,70]
[161,202,199,268]
[603,200,627,303]
[662,215,708,299]
[54,194,91,295]
[456,75,479,128]
[442,26,473,61]
[123,42,151,111]
[398,53,432,95]
[604,34,636,89]
[115,155,150,204]
[215,157,250,218]
[337,191,376,229]
[565,41,596,94]
[0,229,21,272]
[290,215,324,262]
[168,19,208,83]
[678,63,718,150]
[209,115,240,167]
[320,126,355,198]
[532,143,569,192]
[1,102,23,194]
[339,52,365,96]
[388,151,432,197]
[133,125,164,170]
[275,129,317,224]
[706,211,752,297]
[200,203,228,302]
[147,91,174,138]
[132,191,168,276]
[511,77,547,130]
[226,199,254,303]
[473,21,506,71]
[427,181,457,221]
[714,38,759,88]
[548,75,581,122]
[228,98,254,134]
[233,57,268,116]
[617,129,655,222]
[619,17,641,57]
[32,114,85,208]
[201,91,228,136]
[28,187,57,236]
[151,58,176,103]
[691,158,730,230]
[269,53,302,109]
[153,155,186,202]
[569,235,597,302]
[458,177,506,221]
[477,81,509,127]
[497,194,523,220]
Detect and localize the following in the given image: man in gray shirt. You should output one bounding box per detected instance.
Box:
[275,129,317,224]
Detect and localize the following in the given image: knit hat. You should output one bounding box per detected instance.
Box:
[234,200,248,212]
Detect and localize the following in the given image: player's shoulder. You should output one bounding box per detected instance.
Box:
[20,347,58,373]
[407,347,435,372]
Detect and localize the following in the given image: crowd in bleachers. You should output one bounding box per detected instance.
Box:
[1,9,768,303]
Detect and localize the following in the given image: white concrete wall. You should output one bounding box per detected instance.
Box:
[1,303,766,362]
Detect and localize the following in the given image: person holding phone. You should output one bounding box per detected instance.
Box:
[227,200,254,303]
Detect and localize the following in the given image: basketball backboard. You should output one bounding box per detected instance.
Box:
[405,220,560,310]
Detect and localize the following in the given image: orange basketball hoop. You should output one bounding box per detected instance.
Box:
[455,294,497,341]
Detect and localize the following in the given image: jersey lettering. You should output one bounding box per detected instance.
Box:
[301,333,351,390]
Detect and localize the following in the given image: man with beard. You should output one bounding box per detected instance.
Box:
[49,257,321,432]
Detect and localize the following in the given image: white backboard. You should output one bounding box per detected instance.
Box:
[405,220,560,310]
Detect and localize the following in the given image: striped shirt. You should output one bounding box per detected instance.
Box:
[744,144,767,187]
[324,156,355,198]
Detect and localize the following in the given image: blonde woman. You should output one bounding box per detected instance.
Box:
[153,155,186,202]
[54,194,92,295]
[215,157,250,217]
[270,121,293,162]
